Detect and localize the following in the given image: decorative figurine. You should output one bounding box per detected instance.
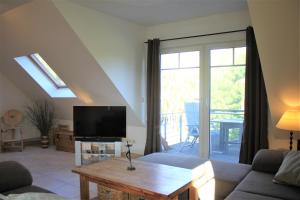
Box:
[125,141,135,171]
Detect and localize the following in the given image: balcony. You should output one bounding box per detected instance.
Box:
[160,109,244,163]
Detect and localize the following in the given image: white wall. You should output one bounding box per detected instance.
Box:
[146,10,250,42]
[0,71,39,139]
[53,0,146,124]
[247,0,300,149]
[0,17,38,139]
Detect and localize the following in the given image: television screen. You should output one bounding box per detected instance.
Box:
[73,106,126,138]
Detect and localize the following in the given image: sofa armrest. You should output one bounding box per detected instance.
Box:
[252,149,288,174]
[0,161,33,193]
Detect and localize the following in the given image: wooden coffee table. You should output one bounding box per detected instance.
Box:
[72,158,198,200]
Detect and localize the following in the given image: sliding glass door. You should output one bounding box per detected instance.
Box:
[159,43,246,163]
[160,51,200,156]
[209,47,246,163]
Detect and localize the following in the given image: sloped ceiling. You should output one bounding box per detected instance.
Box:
[0,0,31,14]
[53,0,146,123]
[70,0,247,26]
[0,0,143,126]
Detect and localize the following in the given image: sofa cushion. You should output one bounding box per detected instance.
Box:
[252,149,288,174]
[210,160,251,184]
[138,152,206,169]
[209,160,251,199]
[0,194,7,200]
[225,190,283,200]
[3,185,52,196]
[235,171,300,200]
[0,161,33,193]
[5,193,65,200]
[273,150,300,187]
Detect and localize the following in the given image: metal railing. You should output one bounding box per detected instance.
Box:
[161,112,184,145]
[160,109,244,146]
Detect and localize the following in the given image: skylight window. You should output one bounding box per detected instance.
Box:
[30,53,67,88]
[14,54,76,98]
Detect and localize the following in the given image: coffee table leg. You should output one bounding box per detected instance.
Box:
[189,187,198,200]
[80,175,89,200]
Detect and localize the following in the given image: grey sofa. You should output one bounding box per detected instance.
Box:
[138,149,300,200]
[0,161,51,198]
[226,149,300,200]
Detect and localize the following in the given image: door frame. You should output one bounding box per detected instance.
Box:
[160,39,246,159]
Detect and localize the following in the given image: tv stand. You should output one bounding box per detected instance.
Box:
[75,140,122,166]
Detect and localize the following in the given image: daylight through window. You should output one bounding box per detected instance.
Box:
[14,54,76,98]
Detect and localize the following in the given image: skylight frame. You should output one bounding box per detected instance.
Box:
[30,53,67,89]
[14,54,76,98]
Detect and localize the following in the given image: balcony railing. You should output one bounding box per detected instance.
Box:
[160,109,244,147]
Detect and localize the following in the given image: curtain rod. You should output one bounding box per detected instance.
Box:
[144,29,247,43]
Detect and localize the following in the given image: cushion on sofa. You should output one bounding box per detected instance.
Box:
[138,152,206,169]
[235,171,300,200]
[0,194,7,200]
[210,160,251,183]
[0,161,33,193]
[3,185,52,196]
[5,193,66,200]
[252,149,288,174]
[225,190,283,200]
[209,160,251,199]
[273,150,300,187]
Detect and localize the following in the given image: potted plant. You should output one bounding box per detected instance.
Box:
[25,100,55,148]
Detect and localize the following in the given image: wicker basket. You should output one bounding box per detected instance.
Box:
[98,185,129,200]
[97,185,166,200]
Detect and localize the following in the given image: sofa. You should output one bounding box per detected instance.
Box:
[225,149,300,200]
[0,161,51,198]
[138,149,300,200]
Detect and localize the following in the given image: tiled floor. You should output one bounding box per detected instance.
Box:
[0,146,98,200]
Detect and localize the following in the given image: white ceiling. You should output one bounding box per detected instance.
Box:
[71,0,248,26]
[0,0,31,14]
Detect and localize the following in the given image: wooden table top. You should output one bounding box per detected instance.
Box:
[72,158,194,199]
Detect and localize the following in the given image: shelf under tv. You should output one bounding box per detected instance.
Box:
[75,140,122,166]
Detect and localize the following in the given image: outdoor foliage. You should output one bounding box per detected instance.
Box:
[210,66,245,119]
[160,47,246,145]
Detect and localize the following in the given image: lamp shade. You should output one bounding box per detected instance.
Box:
[276,110,300,131]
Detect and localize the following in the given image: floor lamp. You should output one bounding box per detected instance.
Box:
[276,110,300,150]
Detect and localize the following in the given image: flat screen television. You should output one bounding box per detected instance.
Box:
[73,106,126,140]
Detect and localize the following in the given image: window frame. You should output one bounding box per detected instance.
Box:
[29,53,67,89]
[14,54,76,98]
[159,40,246,159]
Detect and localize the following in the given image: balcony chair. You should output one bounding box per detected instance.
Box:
[180,102,200,151]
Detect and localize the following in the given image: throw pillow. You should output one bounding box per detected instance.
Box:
[273,150,300,187]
